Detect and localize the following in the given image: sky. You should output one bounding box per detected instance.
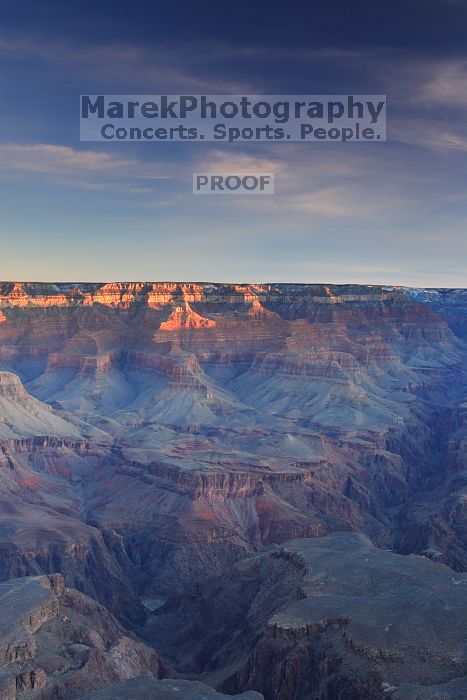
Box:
[0,0,466,286]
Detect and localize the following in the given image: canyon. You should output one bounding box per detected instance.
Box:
[0,282,465,699]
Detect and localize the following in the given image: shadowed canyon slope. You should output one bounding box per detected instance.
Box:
[144,532,467,699]
[0,282,466,698]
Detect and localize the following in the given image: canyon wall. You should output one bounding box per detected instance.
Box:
[0,282,465,698]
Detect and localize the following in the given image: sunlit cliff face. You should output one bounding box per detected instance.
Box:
[0,281,402,308]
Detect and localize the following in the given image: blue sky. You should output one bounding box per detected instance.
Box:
[0,0,466,285]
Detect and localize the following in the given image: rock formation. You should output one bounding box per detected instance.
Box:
[0,573,171,699]
[143,533,467,700]
[0,282,465,698]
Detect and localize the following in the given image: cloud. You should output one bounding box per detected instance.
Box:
[0,144,135,173]
[194,150,284,175]
[411,60,467,108]
[0,143,171,190]
[0,37,257,93]
[393,119,467,152]
[370,54,467,110]
[188,142,460,223]
[234,184,419,221]
[3,33,467,158]
[288,186,399,219]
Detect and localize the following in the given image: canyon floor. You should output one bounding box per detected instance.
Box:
[0,282,465,699]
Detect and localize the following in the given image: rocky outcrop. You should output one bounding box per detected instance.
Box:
[0,372,80,440]
[144,533,467,700]
[0,574,171,699]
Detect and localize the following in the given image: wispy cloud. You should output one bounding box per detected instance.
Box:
[368,54,467,110]
[185,144,425,221]
[414,60,467,107]
[194,150,284,175]
[0,143,171,190]
[231,184,419,221]
[394,119,467,152]
[0,37,257,93]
